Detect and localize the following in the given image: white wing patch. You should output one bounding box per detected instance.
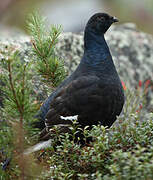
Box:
[60,115,78,121]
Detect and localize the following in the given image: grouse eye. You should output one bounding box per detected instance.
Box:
[101,17,105,21]
[97,16,105,22]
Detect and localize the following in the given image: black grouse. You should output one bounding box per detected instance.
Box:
[34,12,125,141]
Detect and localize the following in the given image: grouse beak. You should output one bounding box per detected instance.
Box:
[112,16,119,23]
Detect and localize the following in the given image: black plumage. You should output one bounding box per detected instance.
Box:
[34,13,125,141]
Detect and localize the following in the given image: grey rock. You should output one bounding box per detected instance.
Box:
[56,23,153,87]
[55,23,153,111]
[0,23,153,110]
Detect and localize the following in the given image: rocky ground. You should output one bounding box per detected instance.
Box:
[0,23,153,111]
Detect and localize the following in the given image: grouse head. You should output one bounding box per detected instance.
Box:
[86,13,118,34]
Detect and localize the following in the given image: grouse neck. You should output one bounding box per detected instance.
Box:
[83,29,111,66]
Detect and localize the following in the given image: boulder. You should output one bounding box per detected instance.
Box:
[0,23,153,110]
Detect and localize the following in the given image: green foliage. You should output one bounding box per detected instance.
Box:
[0,51,36,122]
[36,89,153,179]
[0,50,40,179]
[0,11,67,179]
[104,146,153,180]
[27,12,67,87]
[39,114,153,179]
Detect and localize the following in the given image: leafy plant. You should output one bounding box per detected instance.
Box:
[0,50,42,179]
[0,12,67,179]
[27,12,67,88]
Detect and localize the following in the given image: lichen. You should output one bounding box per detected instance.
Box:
[0,23,153,109]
